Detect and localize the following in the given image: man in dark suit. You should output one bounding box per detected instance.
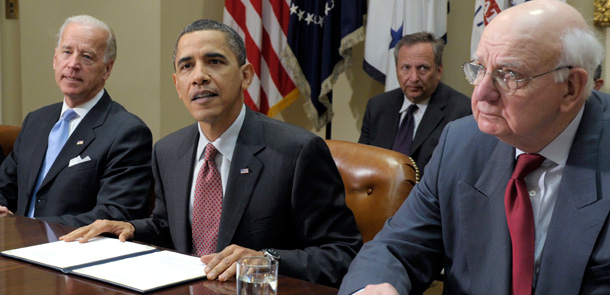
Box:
[0,15,152,227]
[61,19,361,287]
[359,32,471,176]
[340,1,610,294]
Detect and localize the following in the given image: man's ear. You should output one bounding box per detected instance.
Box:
[240,63,254,90]
[560,67,587,113]
[172,73,181,100]
[102,60,115,80]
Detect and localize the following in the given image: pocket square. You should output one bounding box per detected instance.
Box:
[69,155,91,167]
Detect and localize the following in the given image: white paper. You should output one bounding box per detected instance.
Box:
[72,250,207,292]
[1,237,155,269]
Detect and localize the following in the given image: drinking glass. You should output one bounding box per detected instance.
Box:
[236,256,278,295]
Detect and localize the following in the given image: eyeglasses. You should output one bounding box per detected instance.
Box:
[461,61,572,95]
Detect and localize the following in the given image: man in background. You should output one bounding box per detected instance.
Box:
[0,15,152,227]
[61,19,362,288]
[358,32,471,176]
[340,0,610,294]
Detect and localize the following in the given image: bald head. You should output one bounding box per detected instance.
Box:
[471,0,603,152]
[493,0,586,31]
[492,0,584,46]
[477,0,601,99]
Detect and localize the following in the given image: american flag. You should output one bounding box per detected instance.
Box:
[224,0,298,118]
[224,0,366,130]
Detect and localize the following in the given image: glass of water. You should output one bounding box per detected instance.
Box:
[236,256,278,295]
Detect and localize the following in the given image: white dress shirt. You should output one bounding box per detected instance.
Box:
[398,96,430,138]
[516,106,584,284]
[60,89,105,135]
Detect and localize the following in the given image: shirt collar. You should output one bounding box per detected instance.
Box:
[197,103,246,161]
[515,106,584,167]
[60,89,105,119]
[400,95,430,113]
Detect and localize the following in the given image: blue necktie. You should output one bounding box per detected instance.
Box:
[28,109,77,217]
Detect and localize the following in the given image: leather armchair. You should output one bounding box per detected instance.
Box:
[325,140,419,243]
[0,125,21,158]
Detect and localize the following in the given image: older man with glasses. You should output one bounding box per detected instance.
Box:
[339,1,610,294]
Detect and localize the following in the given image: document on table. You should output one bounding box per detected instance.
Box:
[73,250,207,292]
[1,237,156,270]
[1,237,207,293]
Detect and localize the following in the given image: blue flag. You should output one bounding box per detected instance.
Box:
[283,0,366,130]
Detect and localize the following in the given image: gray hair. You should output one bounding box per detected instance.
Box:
[57,15,116,63]
[555,27,603,98]
[173,19,246,70]
[393,32,444,67]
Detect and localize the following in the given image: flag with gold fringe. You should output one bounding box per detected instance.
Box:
[224,0,366,130]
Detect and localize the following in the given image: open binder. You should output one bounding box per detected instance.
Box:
[1,237,207,293]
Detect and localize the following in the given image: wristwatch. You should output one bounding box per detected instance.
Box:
[262,248,281,261]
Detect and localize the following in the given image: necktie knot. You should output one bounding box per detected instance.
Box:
[203,143,219,162]
[512,154,545,180]
[62,109,77,122]
[407,103,418,114]
[392,104,418,155]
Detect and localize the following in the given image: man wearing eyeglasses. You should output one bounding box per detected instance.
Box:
[359,32,471,177]
[339,1,610,294]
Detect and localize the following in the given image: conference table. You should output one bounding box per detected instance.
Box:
[0,214,338,295]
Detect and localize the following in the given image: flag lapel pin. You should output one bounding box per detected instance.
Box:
[240,168,249,174]
[77,140,84,145]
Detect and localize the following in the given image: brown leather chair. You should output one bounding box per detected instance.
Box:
[0,125,21,158]
[325,139,419,243]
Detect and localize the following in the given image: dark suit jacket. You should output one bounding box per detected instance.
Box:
[358,82,471,175]
[340,91,610,295]
[0,90,153,227]
[131,107,362,287]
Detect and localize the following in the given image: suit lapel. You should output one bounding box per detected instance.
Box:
[173,124,200,253]
[459,141,514,293]
[25,105,62,196]
[378,90,404,149]
[535,97,610,294]
[38,93,111,191]
[216,108,264,250]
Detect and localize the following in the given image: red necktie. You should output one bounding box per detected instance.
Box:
[192,143,223,256]
[505,153,545,295]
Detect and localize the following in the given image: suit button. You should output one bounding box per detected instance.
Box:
[37,200,47,203]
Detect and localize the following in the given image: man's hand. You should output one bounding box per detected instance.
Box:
[0,205,13,216]
[360,283,399,295]
[200,244,265,282]
[59,219,135,243]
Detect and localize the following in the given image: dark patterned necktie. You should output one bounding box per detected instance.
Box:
[191,143,223,256]
[392,104,418,155]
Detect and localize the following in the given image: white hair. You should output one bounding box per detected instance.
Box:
[554,27,604,99]
[56,15,116,63]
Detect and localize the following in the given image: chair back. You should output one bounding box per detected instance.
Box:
[325,140,419,243]
[0,125,21,158]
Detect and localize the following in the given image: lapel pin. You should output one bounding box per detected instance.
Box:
[240,168,249,174]
[77,140,84,145]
